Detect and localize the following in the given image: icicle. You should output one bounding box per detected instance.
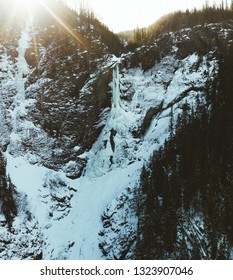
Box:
[112,62,121,109]
[15,22,31,102]
[11,22,32,134]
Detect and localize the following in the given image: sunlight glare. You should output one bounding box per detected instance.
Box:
[4,0,86,48]
[11,0,41,19]
[15,0,39,9]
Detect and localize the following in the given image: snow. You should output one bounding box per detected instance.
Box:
[68,162,142,259]
[112,62,121,109]
[4,22,34,148]
[16,22,31,102]
[5,147,143,259]
[6,153,51,221]
[0,21,223,259]
[3,47,218,258]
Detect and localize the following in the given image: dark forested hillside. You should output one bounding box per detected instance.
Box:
[134,45,233,259]
[128,3,233,47]
[0,153,17,228]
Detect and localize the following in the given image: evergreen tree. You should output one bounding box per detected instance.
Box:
[0,153,17,229]
[231,0,233,10]
[135,52,233,258]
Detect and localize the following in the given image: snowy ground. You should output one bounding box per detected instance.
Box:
[5,55,218,259]
[0,22,221,259]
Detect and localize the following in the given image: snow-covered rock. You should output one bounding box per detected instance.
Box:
[0,6,233,259]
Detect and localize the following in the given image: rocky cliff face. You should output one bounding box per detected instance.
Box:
[0,2,233,259]
[97,22,233,259]
[0,2,121,179]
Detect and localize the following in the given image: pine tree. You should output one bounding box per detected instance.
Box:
[0,153,17,228]
[231,0,233,10]
[221,0,225,10]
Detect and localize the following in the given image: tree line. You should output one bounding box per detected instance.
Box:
[129,1,233,47]
[0,153,17,229]
[133,44,233,259]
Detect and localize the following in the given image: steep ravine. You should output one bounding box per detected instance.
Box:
[0,16,233,259]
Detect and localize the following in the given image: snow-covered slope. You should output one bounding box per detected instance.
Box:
[0,15,233,259]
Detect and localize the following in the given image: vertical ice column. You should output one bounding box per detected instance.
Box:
[15,22,31,102]
[112,62,120,109]
[11,22,31,135]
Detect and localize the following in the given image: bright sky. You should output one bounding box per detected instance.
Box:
[68,0,230,32]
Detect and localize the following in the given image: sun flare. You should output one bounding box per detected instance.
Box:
[14,0,40,9]
[17,0,36,5]
[9,0,41,18]
[7,0,57,23]
[4,0,85,48]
